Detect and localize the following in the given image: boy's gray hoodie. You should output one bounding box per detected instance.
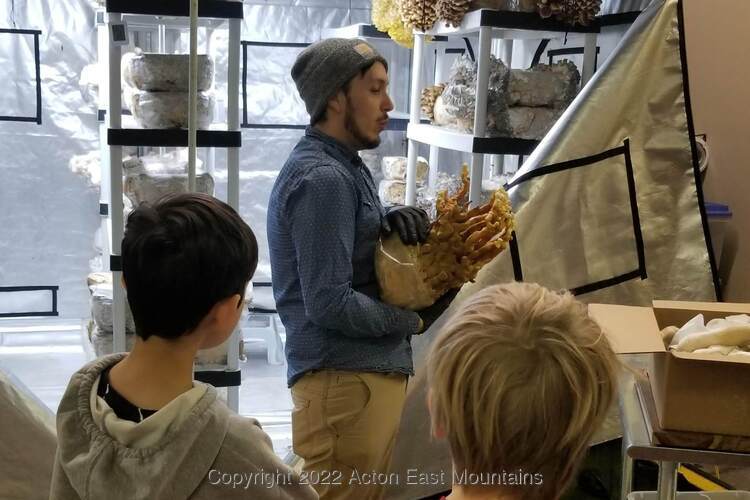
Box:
[50,354,317,500]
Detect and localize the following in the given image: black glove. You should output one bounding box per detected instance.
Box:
[381,205,430,246]
[416,288,460,334]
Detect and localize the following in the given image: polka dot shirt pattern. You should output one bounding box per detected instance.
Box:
[267,127,421,387]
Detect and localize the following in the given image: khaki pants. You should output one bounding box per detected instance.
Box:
[291,370,408,500]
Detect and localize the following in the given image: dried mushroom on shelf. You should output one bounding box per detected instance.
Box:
[400,0,439,32]
[537,0,601,26]
[436,0,472,27]
[121,50,216,129]
[123,52,214,92]
[128,91,215,129]
[427,55,580,140]
[421,84,445,121]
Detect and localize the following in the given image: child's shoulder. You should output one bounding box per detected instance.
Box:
[222,413,275,454]
[210,411,288,467]
[193,412,317,499]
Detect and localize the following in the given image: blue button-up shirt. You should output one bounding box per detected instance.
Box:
[267,127,421,387]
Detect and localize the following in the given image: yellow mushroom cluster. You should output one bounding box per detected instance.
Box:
[376,165,515,310]
[372,0,415,48]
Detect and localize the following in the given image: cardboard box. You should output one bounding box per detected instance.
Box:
[589,301,750,437]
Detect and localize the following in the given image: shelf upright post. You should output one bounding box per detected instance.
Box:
[226,16,242,413]
[108,11,127,354]
[500,39,513,69]
[405,32,425,206]
[188,0,199,192]
[227,18,241,211]
[158,23,167,53]
[206,25,216,178]
[581,32,597,86]
[469,26,492,205]
[490,38,513,178]
[97,10,112,262]
[428,147,440,192]
[428,43,447,191]
[501,39,513,178]
[158,22,167,157]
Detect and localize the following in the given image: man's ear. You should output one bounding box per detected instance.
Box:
[327,90,346,116]
[120,275,127,290]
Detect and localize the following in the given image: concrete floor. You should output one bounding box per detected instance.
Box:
[0,318,293,456]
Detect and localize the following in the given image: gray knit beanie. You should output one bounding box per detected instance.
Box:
[292,38,388,124]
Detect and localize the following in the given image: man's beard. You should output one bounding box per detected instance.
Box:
[344,96,381,150]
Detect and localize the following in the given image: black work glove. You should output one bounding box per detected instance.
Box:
[416,288,460,334]
[381,205,431,246]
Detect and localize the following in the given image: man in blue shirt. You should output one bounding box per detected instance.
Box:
[267,39,451,499]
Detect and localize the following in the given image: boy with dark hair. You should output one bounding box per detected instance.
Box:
[50,193,317,500]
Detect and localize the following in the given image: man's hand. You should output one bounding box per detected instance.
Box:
[382,205,430,246]
[416,288,460,334]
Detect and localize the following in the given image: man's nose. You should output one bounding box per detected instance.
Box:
[383,92,394,112]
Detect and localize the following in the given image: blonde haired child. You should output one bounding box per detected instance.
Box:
[427,282,619,500]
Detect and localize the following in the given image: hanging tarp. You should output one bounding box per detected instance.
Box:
[387,1,717,497]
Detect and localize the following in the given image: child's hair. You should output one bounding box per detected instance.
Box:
[122,193,258,340]
[427,282,618,499]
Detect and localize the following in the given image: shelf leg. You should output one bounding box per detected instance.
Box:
[227,18,241,210]
[470,153,485,204]
[490,39,514,178]
[187,0,199,192]
[427,42,447,192]
[226,326,241,412]
[158,23,167,158]
[469,26,492,206]
[434,43,447,85]
[107,12,127,354]
[582,33,597,87]
[501,39,513,67]
[227,386,239,413]
[405,32,425,206]
[657,461,678,500]
[99,120,111,261]
[428,145,439,191]
[490,154,504,178]
[620,440,633,500]
[226,17,243,413]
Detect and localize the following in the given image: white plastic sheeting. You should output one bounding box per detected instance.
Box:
[0,0,418,314]
[0,0,100,319]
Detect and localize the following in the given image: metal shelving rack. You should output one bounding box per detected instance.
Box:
[405,9,600,205]
[102,0,244,411]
